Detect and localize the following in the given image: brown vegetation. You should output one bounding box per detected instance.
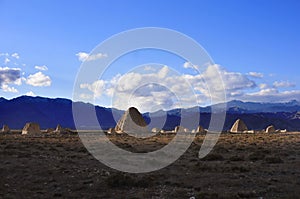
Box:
[0,132,299,198]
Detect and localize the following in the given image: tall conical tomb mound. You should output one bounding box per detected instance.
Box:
[22,122,41,135]
[230,119,248,133]
[115,107,149,134]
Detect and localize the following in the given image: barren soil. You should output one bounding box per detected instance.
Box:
[0,132,299,198]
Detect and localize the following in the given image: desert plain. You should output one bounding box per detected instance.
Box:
[0,131,299,199]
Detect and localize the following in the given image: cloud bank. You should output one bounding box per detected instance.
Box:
[78,63,299,111]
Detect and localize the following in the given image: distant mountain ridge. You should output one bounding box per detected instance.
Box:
[0,96,123,130]
[0,96,300,131]
[212,99,300,113]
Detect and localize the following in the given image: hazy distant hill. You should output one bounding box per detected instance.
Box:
[0,96,300,131]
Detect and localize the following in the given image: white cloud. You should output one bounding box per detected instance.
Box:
[76,52,89,62]
[0,52,20,60]
[183,62,194,69]
[189,65,256,94]
[273,81,295,88]
[25,91,35,96]
[1,84,18,93]
[76,52,108,62]
[26,72,51,87]
[105,87,115,97]
[228,91,243,97]
[183,62,201,71]
[79,63,300,111]
[237,80,299,102]
[157,65,169,78]
[253,88,278,95]
[11,53,20,59]
[14,78,22,86]
[222,69,256,91]
[80,80,105,98]
[79,66,186,111]
[115,72,143,92]
[0,53,12,64]
[241,89,300,103]
[247,72,263,78]
[80,64,257,111]
[35,65,48,71]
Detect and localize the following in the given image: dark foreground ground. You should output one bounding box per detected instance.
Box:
[0,132,299,199]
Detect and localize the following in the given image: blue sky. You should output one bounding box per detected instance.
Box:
[0,0,299,110]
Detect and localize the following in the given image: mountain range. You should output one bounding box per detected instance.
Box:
[0,96,300,131]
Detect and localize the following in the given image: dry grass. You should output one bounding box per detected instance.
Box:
[0,132,299,198]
